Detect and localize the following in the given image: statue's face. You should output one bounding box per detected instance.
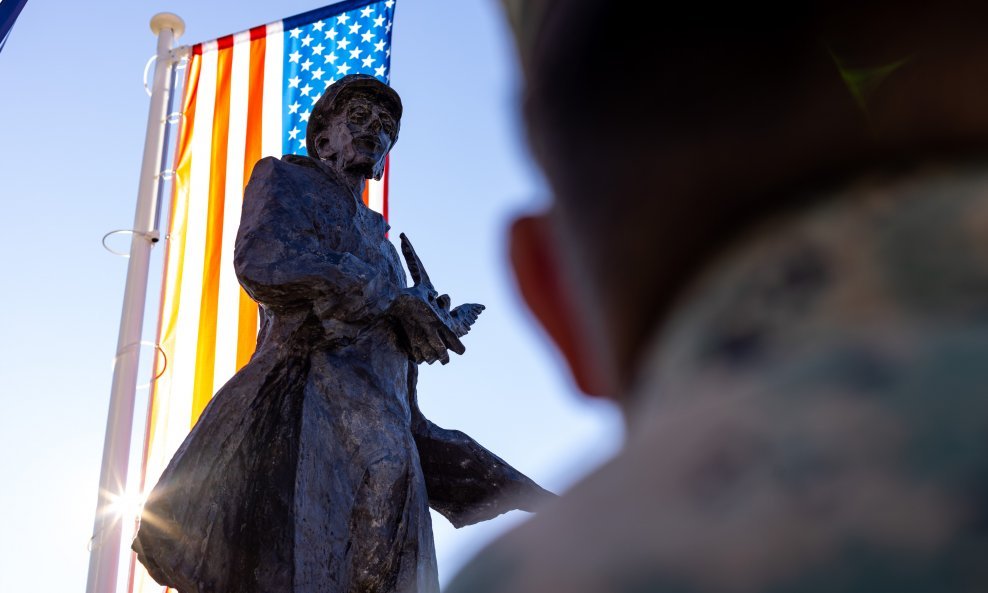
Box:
[314,92,398,180]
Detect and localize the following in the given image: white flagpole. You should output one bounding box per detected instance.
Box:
[86,13,185,593]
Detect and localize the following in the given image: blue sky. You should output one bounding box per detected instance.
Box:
[0,1,622,590]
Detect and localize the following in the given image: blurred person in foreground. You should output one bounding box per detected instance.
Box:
[447,2,988,592]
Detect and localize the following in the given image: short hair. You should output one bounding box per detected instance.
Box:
[520,1,988,370]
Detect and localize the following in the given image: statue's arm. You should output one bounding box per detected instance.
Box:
[407,365,556,527]
[234,157,384,312]
[415,420,556,527]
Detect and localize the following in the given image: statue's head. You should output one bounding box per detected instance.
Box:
[306,74,402,181]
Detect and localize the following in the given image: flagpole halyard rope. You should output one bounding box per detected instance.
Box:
[102,229,162,257]
[141,341,168,387]
[157,168,180,185]
[143,55,157,96]
[110,340,169,389]
[145,49,189,96]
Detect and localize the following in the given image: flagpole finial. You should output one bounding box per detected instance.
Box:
[150,12,185,39]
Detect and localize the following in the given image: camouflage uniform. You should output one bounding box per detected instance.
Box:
[447,166,988,592]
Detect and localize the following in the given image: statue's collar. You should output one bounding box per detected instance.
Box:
[284,153,329,173]
[283,154,362,195]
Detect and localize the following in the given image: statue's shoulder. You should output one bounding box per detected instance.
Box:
[248,154,322,184]
[281,153,323,171]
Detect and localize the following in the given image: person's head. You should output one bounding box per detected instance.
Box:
[307,74,402,180]
[503,1,988,406]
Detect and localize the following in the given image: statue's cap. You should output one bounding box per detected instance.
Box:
[306,74,402,157]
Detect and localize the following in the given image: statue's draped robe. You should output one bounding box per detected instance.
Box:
[134,156,549,593]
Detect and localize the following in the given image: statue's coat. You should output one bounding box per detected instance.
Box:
[133,155,550,593]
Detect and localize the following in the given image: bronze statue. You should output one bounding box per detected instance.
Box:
[133,74,552,593]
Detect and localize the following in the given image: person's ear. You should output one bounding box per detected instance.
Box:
[510,213,610,397]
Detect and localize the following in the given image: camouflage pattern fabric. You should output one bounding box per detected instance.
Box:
[446,165,988,593]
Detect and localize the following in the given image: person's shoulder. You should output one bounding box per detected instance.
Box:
[444,449,647,593]
[442,392,796,593]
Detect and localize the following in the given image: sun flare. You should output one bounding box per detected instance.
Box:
[106,488,145,524]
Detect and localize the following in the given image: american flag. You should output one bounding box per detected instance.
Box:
[133,2,396,592]
[284,0,395,156]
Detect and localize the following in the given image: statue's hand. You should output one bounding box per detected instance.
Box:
[389,289,464,365]
[392,233,485,364]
